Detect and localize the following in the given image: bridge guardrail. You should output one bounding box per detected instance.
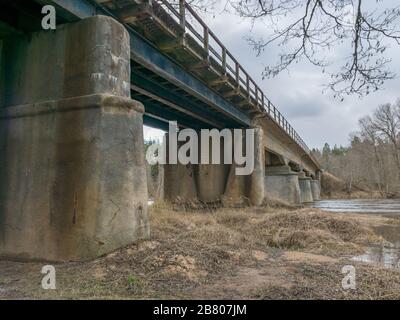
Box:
[155,0,316,160]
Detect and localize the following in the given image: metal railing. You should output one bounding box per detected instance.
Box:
[154,0,313,155]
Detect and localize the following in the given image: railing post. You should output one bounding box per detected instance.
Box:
[246,76,250,98]
[179,0,186,29]
[203,26,209,56]
[261,92,265,110]
[235,62,240,88]
[222,47,227,73]
[255,86,259,107]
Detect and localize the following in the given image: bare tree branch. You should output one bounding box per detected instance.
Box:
[228,0,400,98]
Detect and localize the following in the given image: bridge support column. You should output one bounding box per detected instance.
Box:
[298,172,314,203]
[265,165,301,205]
[163,128,261,205]
[310,180,321,201]
[222,162,249,206]
[164,133,198,202]
[249,127,265,206]
[0,16,149,261]
[197,163,230,203]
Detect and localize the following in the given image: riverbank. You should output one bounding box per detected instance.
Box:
[320,171,384,199]
[1,204,400,299]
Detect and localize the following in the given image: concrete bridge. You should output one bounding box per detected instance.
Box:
[0,0,321,261]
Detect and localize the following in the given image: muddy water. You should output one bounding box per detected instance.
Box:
[309,199,400,268]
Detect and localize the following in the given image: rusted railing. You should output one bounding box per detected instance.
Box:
[155,0,312,155]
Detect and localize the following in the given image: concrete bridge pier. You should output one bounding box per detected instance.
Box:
[0,16,149,261]
[163,134,227,203]
[163,162,198,202]
[249,127,265,206]
[298,172,314,203]
[264,165,301,205]
[163,127,264,205]
[163,133,198,202]
[310,180,321,201]
[196,134,230,203]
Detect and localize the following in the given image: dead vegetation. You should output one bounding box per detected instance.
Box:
[321,171,374,199]
[250,209,382,256]
[0,203,397,299]
[252,263,400,300]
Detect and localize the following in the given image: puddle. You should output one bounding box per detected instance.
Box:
[352,225,400,269]
[352,245,400,268]
[309,199,400,269]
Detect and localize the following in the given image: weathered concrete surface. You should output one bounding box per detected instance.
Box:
[0,16,130,107]
[163,128,262,204]
[196,163,230,202]
[250,127,265,206]
[163,134,198,202]
[147,163,165,200]
[310,180,321,201]
[298,173,313,203]
[265,166,301,205]
[196,136,230,202]
[164,161,231,203]
[164,162,198,202]
[0,16,149,261]
[0,95,149,261]
[222,163,249,206]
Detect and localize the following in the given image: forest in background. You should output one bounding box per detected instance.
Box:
[312,99,400,197]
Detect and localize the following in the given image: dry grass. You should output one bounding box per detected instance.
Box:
[252,262,400,300]
[247,209,382,256]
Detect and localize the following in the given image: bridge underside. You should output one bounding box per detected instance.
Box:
[0,2,321,261]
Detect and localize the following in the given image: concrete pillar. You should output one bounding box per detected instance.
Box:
[0,16,149,261]
[250,127,265,206]
[163,127,263,205]
[196,136,230,202]
[164,162,198,202]
[222,162,250,206]
[310,179,321,201]
[265,165,301,205]
[164,134,198,202]
[196,164,229,202]
[298,172,314,203]
[155,164,165,202]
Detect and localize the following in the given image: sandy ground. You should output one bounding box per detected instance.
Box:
[1,203,400,300]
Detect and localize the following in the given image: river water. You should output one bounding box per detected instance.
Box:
[308,199,400,269]
[309,199,400,214]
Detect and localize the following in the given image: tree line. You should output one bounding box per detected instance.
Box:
[312,99,400,196]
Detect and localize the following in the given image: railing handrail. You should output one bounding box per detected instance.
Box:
[155,0,315,159]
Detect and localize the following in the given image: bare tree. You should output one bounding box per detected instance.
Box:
[168,0,217,14]
[227,0,400,98]
[359,116,386,193]
[370,102,400,183]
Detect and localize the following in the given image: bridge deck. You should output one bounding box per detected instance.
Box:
[94,0,315,159]
[1,0,319,168]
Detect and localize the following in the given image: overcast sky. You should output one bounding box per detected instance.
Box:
[144,1,400,149]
